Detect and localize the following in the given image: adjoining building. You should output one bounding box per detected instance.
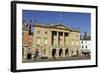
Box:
[80,32,91,56]
[22,20,81,61]
[22,20,33,61]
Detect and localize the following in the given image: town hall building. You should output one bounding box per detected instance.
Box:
[22,20,81,61]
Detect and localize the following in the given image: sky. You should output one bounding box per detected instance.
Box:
[22,10,91,35]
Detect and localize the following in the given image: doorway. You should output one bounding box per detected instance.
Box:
[59,49,63,57]
[65,49,68,56]
[27,53,31,59]
[77,51,79,55]
[52,49,56,58]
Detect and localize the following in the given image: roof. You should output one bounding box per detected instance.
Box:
[33,23,80,32]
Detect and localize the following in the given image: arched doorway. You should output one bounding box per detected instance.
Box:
[52,49,56,58]
[59,49,63,57]
[27,53,31,59]
[76,51,79,55]
[65,49,68,56]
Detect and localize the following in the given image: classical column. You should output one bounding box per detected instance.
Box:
[57,31,58,47]
[62,32,65,57]
[62,32,65,47]
[56,32,59,58]
[51,31,53,46]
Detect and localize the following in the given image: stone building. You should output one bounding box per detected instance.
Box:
[22,21,81,61]
[32,22,81,59]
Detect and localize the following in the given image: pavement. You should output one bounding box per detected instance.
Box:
[23,55,91,63]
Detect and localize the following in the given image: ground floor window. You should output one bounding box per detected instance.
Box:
[43,49,46,55]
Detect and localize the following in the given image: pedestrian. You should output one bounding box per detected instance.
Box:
[34,49,40,61]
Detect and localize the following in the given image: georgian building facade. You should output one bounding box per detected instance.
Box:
[22,22,81,61]
[80,33,91,56]
[80,40,91,56]
[32,22,81,58]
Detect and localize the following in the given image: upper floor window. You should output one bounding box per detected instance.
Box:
[37,37,41,45]
[45,31,47,34]
[86,45,87,49]
[44,38,48,45]
[76,34,78,37]
[72,41,74,45]
[44,39,47,45]
[37,31,40,34]
[76,41,79,45]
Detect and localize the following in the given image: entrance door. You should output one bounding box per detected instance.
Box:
[65,49,68,56]
[27,53,31,59]
[52,49,56,58]
[77,51,79,55]
[59,49,63,57]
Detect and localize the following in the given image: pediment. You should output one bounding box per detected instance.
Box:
[56,26,67,29]
[52,24,69,30]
